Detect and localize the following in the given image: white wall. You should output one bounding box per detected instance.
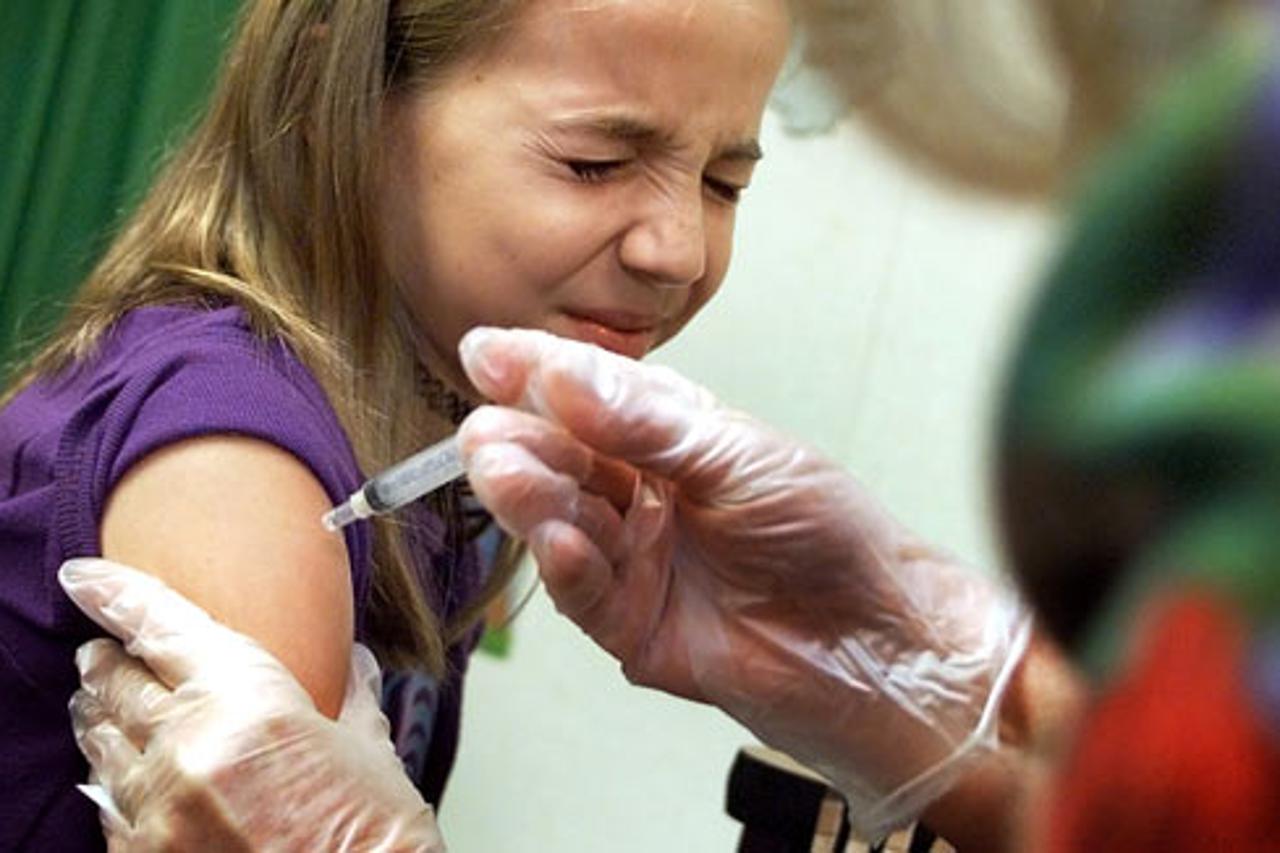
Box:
[439,110,1058,851]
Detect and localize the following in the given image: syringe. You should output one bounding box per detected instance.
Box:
[322,435,465,531]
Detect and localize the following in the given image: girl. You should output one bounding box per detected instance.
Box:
[0,0,790,847]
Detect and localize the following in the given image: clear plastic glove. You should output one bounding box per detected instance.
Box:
[59,557,445,852]
[456,327,1032,839]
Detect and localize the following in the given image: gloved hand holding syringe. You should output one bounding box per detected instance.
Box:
[322,435,464,531]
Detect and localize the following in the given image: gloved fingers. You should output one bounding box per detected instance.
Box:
[474,440,630,568]
[74,639,177,748]
[528,519,637,661]
[337,643,392,740]
[459,327,719,481]
[460,404,592,476]
[467,440,627,551]
[78,774,135,850]
[110,758,223,851]
[59,558,307,698]
[71,701,142,821]
[466,441,579,537]
[461,404,639,511]
[103,822,139,853]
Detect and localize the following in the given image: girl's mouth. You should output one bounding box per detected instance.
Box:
[559,311,660,359]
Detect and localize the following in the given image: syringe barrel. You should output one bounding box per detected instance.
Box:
[363,435,465,513]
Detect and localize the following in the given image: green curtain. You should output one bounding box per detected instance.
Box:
[0,0,242,373]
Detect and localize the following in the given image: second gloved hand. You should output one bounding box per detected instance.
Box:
[60,557,444,852]
[456,327,1031,839]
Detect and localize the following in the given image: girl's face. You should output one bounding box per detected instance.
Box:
[378,0,791,393]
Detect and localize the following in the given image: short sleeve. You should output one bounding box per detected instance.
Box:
[45,309,372,635]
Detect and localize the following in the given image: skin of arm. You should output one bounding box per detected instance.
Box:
[101,435,355,718]
[919,630,1088,851]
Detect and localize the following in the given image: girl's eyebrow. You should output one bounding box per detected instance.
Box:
[549,113,763,162]
[551,114,669,145]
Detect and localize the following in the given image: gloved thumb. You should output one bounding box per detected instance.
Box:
[59,558,305,698]
[458,327,728,493]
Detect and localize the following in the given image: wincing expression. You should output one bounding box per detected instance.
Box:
[377,0,791,395]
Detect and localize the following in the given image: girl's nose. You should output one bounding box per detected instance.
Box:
[618,187,707,287]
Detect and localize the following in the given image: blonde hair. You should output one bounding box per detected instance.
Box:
[790,0,1242,196]
[7,0,525,675]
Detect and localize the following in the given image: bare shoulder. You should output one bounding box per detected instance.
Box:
[101,435,354,717]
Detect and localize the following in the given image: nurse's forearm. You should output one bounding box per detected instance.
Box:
[920,632,1087,851]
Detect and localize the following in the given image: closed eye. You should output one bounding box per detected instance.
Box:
[704,176,744,204]
[568,159,628,183]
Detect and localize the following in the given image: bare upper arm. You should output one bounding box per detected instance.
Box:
[101,435,354,718]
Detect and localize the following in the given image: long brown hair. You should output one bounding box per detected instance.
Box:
[6,0,525,675]
[791,0,1242,196]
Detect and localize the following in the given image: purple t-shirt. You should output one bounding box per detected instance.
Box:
[0,306,483,850]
